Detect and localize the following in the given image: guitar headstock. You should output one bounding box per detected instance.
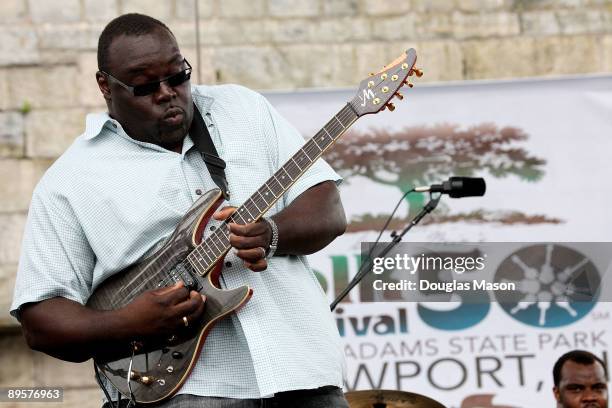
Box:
[350,48,420,116]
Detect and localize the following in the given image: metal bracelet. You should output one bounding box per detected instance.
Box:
[262,217,279,259]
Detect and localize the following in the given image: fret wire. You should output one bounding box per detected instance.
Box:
[248,196,263,214]
[189,246,202,267]
[269,175,284,196]
[322,126,333,142]
[329,120,342,134]
[290,157,303,172]
[186,254,203,274]
[327,118,341,132]
[342,106,357,125]
[338,109,352,126]
[318,131,330,147]
[199,240,215,264]
[209,228,229,258]
[280,167,294,182]
[312,133,324,150]
[255,191,269,209]
[192,248,210,268]
[231,211,248,225]
[215,227,230,243]
[208,236,224,254]
[296,148,311,165]
[199,239,214,263]
[302,142,320,162]
[186,257,201,274]
[252,192,268,213]
[303,141,320,161]
[255,189,271,207]
[334,115,345,129]
[211,228,231,252]
[239,205,255,222]
[263,182,279,199]
[284,162,300,181]
[193,245,211,265]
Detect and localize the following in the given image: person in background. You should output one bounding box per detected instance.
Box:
[553,350,608,408]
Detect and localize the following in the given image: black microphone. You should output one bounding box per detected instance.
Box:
[414,177,486,198]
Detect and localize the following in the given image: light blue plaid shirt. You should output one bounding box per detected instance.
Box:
[11,85,345,399]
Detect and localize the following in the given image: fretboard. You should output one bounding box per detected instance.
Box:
[186,103,359,276]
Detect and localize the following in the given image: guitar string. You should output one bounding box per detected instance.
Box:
[188,105,356,274]
[125,62,413,291]
[147,85,400,291]
[139,106,357,293]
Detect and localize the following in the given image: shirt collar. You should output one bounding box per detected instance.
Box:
[83,112,116,140]
[83,87,215,141]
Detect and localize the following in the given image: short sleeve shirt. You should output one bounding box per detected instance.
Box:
[10,85,345,399]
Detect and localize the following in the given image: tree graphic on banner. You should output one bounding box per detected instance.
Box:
[324,123,559,230]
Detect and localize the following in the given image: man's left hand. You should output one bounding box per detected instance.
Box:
[213,206,272,272]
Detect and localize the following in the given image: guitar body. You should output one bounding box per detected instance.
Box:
[86,188,253,404]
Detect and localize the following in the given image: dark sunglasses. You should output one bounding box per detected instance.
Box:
[101,59,192,97]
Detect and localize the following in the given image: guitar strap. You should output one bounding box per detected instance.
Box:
[189,102,230,201]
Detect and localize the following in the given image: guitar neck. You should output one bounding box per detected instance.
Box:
[187,103,359,276]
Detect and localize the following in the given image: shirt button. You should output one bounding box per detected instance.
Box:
[225,261,232,267]
[195,189,202,195]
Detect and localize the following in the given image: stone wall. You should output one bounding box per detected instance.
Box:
[1,0,611,406]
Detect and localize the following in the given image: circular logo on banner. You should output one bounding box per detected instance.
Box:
[494,244,600,328]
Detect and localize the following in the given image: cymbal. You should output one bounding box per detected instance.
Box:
[345,389,446,408]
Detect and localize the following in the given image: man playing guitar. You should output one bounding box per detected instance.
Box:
[11,13,349,408]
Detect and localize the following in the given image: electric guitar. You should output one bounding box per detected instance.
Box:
[87,48,420,404]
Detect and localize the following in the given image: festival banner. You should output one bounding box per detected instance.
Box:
[266,75,612,408]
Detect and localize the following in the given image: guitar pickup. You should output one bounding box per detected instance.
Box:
[174,262,201,291]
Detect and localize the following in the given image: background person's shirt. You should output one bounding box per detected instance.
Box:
[11,84,345,400]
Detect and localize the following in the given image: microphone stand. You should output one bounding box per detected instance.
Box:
[330,194,440,311]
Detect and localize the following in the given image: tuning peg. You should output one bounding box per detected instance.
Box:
[403,80,414,88]
[395,92,404,100]
[386,103,395,111]
[411,68,423,77]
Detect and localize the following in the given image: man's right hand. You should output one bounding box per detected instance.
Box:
[121,282,206,338]
[20,282,206,363]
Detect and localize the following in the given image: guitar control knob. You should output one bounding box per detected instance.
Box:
[140,376,154,385]
[130,371,156,386]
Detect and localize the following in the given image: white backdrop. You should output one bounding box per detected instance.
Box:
[265,75,612,408]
